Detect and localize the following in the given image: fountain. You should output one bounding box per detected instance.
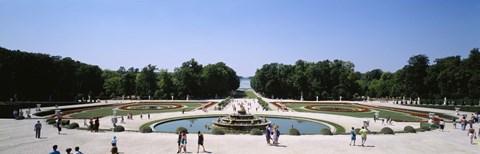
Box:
[213,104,271,130]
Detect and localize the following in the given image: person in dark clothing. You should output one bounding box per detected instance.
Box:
[34,121,42,138]
[197,131,206,153]
[95,118,100,132]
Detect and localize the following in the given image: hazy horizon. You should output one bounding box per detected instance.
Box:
[1,0,478,76]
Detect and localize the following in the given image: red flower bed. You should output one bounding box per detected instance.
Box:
[198,102,217,110]
[272,102,289,111]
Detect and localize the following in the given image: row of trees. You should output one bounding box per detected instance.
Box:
[0,47,240,101]
[102,59,240,100]
[251,48,480,100]
[0,47,103,101]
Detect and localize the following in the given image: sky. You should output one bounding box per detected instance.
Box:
[0,0,479,76]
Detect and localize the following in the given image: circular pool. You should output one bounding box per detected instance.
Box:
[153,117,330,135]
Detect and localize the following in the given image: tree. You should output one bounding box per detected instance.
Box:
[136,65,158,98]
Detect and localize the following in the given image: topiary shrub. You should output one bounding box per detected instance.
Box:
[47,119,56,125]
[114,125,125,132]
[211,128,225,135]
[141,127,153,133]
[430,123,439,130]
[289,128,300,136]
[419,122,431,131]
[380,127,394,134]
[61,120,70,126]
[320,128,333,135]
[354,128,361,135]
[250,128,263,135]
[68,122,79,129]
[403,126,416,133]
[176,127,188,134]
[15,115,25,120]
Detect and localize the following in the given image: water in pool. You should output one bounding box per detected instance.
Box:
[154,117,329,134]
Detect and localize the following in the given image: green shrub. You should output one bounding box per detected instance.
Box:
[68,122,79,129]
[15,115,25,120]
[61,120,70,126]
[176,127,188,134]
[250,128,263,135]
[403,126,416,133]
[380,127,394,134]
[354,128,361,135]
[141,127,153,133]
[320,128,333,135]
[212,128,225,135]
[47,119,56,125]
[420,122,431,131]
[114,125,125,132]
[289,128,300,136]
[430,123,439,130]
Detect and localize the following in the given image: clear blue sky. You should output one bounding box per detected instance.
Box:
[1,0,478,76]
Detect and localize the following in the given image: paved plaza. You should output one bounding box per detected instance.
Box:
[1,97,480,154]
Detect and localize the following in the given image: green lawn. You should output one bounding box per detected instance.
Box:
[233,90,258,99]
[284,103,422,121]
[243,91,258,98]
[69,103,203,118]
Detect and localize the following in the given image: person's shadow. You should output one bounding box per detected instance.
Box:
[356,145,375,148]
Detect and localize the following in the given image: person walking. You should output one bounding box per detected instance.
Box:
[360,127,367,147]
[148,112,150,119]
[56,120,62,134]
[121,116,125,124]
[178,131,187,153]
[112,136,117,147]
[94,118,100,132]
[461,116,467,131]
[66,148,72,154]
[439,119,445,132]
[177,131,182,153]
[89,119,94,132]
[265,125,271,145]
[452,118,457,129]
[49,145,60,154]
[197,131,206,153]
[468,125,477,144]
[34,121,42,138]
[73,146,84,154]
[349,127,356,146]
[272,126,278,146]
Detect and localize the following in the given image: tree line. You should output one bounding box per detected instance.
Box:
[251,48,480,100]
[0,47,239,101]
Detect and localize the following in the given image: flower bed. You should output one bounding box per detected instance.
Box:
[271,102,289,111]
[198,102,217,110]
[305,105,370,112]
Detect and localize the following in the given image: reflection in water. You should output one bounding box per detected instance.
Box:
[154,117,329,134]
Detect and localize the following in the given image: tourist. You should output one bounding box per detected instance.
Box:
[360,126,367,147]
[83,119,87,126]
[140,114,143,119]
[66,148,72,154]
[95,118,100,132]
[13,110,17,118]
[272,125,278,146]
[197,131,206,153]
[467,125,477,144]
[49,145,60,154]
[177,131,182,153]
[89,119,94,132]
[148,112,150,119]
[381,119,385,126]
[34,121,42,138]
[112,136,117,147]
[56,120,62,134]
[111,146,119,154]
[26,108,31,118]
[274,125,280,145]
[121,116,125,124]
[461,116,467,131]
[178,131,187,153]
[349,127,356,146]
[439,119,445,132]
[182,109,185,114]
[74,146,84,154]
[452,118,457,129]
[265,125,271,145]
